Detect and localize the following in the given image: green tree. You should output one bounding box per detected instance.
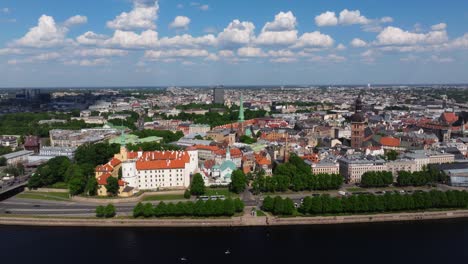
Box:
[85,176,98,196]
[184,189,191,199]
[106,176,120,196]
[190,173,205,196]
[104,204,116,218]
[230,170,247,194]
[133,202,144,218]
[96,205,105,218]
[385,150,399,161]
[0,156,6,166]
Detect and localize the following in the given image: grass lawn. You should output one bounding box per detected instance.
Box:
[256,210,266,217]
[142,194,186,201]
[16,192,70,201]
[205,188,239,198]
[47,182,68,189]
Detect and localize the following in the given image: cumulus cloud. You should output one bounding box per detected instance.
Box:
[144,48,209,60]
[159,34,217,48]
[339,9,370,25]
[104,30,158,48]
[336,43,347,50]
[450,33,468,49]
[107,0,159,30]
[263,11,297,32]
[170,16,190,30]
[255,11,298,46]
[350,38,367,48]
[12,15,69,48]
[237,47,266,57]
[376,26,448,46]
[431,23,447,31]
[64,15,88,27]
[0,48,23,55]
[217,20,255,48]
[270,57,297,63]
[293,31,334,48]
[76,31,108,46]
[65,58,110,66]
[74,48,128,57]
[315,11,338,27]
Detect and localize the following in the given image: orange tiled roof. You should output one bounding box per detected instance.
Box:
[95,163,113,172]
[109,158,121,167]
[214,148,242,157]
[135,150,190,170]
[441,112,458,124]
[255,153,271,166]
[380,137,401,147]
[97,173,125,186]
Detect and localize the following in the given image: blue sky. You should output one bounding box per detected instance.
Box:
[0,0,467,87]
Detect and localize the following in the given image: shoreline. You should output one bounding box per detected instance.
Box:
[1,209,468,228]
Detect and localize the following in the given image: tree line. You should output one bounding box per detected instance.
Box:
[252,154,343,193]
[262,190,468,216]
[261,196,296,216]
[133,198,245,218]
[360,171,393,187]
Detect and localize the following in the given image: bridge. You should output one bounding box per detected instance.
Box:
[0,175,29,195]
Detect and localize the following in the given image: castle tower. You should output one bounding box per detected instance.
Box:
[350,94,366,149]
[119,129,128,161]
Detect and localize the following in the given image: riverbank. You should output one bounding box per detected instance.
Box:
[2,209,468,227]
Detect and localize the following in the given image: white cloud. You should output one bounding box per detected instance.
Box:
[170,16,190,30]
[104,29,158,48]
[255,31,298,46]
[267,49,295,57]
[315,11,338,27]
[144,49,209,60]
[263,11,297,32]
[12,15,69,48]
[339,9,370,25]
[270,57,297,63]
[158,34,217,48]
[74,48,128,57]
[107,0,159,30]
[255,11,298,46]
[0,48,23,55]
[450,33,468,49]
[66,58,110,66]
[293,31,334,48]
[431,23,447,31]
[376,26,448,46]
[64,15,88,27]
[217,20,255,48]
[2,7,10,14]
[350,38,367,48]
[336,43,347,50]
[218,50,234,57]
[190,2,209,11]
[237,47,266,57]
[76,31,108,45]
[204,53,219,61]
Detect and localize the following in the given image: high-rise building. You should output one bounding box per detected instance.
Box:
[350,94,366,149]
[213,87,225,105]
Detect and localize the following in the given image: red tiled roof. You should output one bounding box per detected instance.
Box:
[97,173,125,186]
[109,158,121,167]
[214,148,242,157]
[441,112,458,124]
[135,150,190,170]
[95,163,113,172]
[380,137,401,147]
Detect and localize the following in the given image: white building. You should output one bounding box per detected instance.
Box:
[120,147,198,191]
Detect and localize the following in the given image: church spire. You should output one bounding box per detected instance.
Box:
[120,128,126,147]
[238,94,245,122]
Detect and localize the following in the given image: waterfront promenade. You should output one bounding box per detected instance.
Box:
[1,207,468,228]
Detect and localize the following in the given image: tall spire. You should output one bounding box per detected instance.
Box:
[238,94,245,122]
[120,128,126,147]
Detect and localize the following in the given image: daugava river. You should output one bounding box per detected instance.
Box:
[1,219,468,264]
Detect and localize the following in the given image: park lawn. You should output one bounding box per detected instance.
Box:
[142,194,186,201]
[47,182,68,189]
[256,210,266,217]
[205,188,239,198]
[16,192,70,201]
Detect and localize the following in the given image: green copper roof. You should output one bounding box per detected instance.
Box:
[238,95,244,122]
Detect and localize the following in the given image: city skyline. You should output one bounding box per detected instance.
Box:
[0,0,468,87]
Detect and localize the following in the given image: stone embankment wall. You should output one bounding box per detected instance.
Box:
[1,210,468,227]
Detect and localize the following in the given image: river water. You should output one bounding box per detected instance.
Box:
[1,219,468,264]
